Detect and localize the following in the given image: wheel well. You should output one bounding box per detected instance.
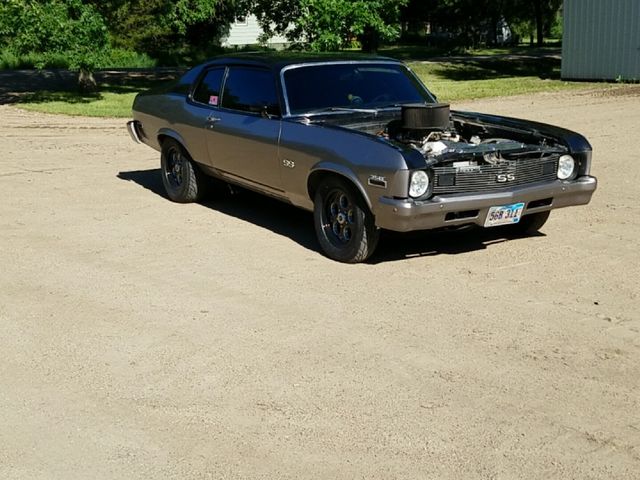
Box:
[158,134,171,147]
[307,170,370,209]
[308,171,338,200]
[158,135,190,158]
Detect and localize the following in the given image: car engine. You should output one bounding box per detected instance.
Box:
[387,103,544,165]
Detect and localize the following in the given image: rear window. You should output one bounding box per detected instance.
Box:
[192,67,226,106]
[283,63,434,115]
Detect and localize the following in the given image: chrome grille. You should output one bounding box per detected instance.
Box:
[432,155,558,194]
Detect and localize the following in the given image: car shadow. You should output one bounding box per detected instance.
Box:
[117,168,544,264]
[372,227,544,264]
[117,168,319,252]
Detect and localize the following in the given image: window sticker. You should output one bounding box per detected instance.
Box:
[209,95,219,106]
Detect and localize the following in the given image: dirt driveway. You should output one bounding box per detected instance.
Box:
[1,89,638,479]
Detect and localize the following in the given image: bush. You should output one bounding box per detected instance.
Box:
[102,49,156,69]
[0,0,109,72]
[0,50,20,69]
[0,50,69,69]
[0,48,156,70]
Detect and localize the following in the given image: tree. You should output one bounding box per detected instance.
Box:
[248,0,408,52]
[400,0,510,47]
[400,0,563,47]
[0,0,108,90]
[86,0,239,60]
[530,0,563,46]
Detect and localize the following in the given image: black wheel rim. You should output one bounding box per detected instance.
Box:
[165,147,184,188]
[323,188,357,246]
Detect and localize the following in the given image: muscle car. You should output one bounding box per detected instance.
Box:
[127,54,597,263]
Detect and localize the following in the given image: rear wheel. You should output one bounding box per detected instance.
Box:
[160,138,208,203]
[314,177,379,263]
[512,211,550,235]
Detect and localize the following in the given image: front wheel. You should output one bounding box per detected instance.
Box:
[314,178,380,263]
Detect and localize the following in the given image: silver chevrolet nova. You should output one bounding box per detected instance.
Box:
[128,54,597,263]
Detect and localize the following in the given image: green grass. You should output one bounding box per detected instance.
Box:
[377,44,563,61]
[19,90,137,117]
[409,62,602,102]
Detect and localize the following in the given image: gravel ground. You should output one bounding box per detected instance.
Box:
[0,89,639,479]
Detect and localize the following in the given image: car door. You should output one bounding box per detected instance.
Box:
[203,66,282,192]
[184,66,226,166]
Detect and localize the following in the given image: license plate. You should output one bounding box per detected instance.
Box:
[484,202,525,227]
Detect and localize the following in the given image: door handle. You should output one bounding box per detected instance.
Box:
[207,115,221,124]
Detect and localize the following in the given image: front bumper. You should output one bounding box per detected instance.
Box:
[375,176,597,232]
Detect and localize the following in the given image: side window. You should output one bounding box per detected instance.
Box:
[221,67,280,116]
[192,67,225,106]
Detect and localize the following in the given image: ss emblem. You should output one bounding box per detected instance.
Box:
[496,173,515,183]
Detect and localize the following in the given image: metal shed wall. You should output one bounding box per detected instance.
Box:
[562,0,640,80]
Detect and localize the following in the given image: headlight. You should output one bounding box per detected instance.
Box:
[557,155,576,180]
[409,170,430,198]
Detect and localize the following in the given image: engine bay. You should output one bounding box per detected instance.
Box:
[379,103,566,166]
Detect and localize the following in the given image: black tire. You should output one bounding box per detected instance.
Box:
[313,177,380,263]
[512,211,550,235]
[160,139,208,203]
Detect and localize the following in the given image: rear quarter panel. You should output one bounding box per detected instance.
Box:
[133,93,209,166]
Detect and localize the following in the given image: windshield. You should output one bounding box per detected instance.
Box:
[282,62,435,115]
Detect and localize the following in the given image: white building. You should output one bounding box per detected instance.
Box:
[221,15,289,49]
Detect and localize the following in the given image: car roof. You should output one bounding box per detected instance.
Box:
[203,52,401,71]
